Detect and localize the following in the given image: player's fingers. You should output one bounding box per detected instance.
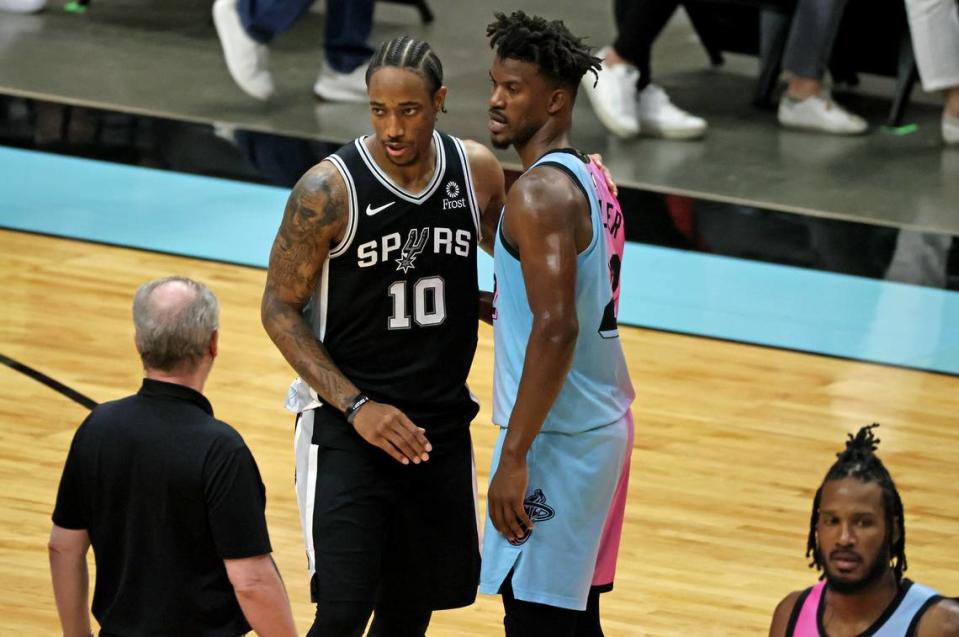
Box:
[378,438,411,465]
[397,412,432,455]
[490,500,508,537]
[506,501,530,541]
[385,426,425,464]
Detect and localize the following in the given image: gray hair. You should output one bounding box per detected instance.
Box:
[132,276,219,371]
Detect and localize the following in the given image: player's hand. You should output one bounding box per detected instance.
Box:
[487,453,533,543]
[588,153,618,196]
[350,400,432,465]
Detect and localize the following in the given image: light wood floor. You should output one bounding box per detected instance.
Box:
[2,228,957,636]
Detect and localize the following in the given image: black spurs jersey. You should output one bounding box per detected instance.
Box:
[304,131,483,431]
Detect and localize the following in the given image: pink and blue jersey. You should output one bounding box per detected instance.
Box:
[481,150,635,611]
[491,150,635,434]
[787,579,943,636]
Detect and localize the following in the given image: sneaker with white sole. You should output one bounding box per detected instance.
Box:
[212,0,274,101]
[944,113,959,146]
[778,93,867,135]
[313,62,369,103]
[637,84,707,139]
[580,46,640,139]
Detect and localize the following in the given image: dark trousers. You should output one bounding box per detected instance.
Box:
[781,0,852,80]
[501,574,605,637]
[237,0,374,72]
[305,602,432,637]
[612,0,683,90]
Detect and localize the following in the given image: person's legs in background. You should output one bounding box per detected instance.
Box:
[213,0,314,100]
[904,0,959,145]
[213,0,372,102]
[313,0,374,102]
[777,0,867,134]
[581,0,707,140]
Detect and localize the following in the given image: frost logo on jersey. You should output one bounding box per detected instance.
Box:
[508,488,556,546]
[395,228,430,273]
[443,180,466,211]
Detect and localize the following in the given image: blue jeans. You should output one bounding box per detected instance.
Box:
[237,0,373,72]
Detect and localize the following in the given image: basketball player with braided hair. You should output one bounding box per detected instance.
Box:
[261,35,506,636]
[769,424,959,636]
[480,11,635,636]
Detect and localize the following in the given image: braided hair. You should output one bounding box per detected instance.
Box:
[806,424,907,581]
[366,35,445,98]
[486,11,601,90]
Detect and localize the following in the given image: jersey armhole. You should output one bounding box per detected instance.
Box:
[905,595,946,637]
[785,588,813,637]
[535,160,599,258]
[325,155,358,259]
[451,136,483,243]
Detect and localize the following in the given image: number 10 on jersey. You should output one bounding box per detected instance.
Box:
[387,276,447,329]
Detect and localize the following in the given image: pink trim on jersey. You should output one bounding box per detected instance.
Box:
[586,160,626,314]
[586,159,630,587]
[794,581,826,636]
[592,411,635,586]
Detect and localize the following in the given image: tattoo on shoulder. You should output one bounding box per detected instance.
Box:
[276,165,346,252]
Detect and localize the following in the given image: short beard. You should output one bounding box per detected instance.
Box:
[490,136,511,150]
[825,546,892,595]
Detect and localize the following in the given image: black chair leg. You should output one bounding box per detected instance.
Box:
[888,31,919,128]
[414,0,434,23]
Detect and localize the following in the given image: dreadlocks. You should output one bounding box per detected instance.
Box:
[366,35,445,96]
[806,424,908,581]
[486,11,602,90]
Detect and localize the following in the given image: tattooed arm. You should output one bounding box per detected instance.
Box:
[261,162,431,465]
[261,162,357,410]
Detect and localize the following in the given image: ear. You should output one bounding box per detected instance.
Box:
[209,329,219,359]
[546,87,570,116]
[891,516,901,545]
[433,85,448,117]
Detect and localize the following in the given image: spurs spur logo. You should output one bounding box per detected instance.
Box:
[395,228,430,273]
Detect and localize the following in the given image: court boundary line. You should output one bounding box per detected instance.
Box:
[0,353,97,410]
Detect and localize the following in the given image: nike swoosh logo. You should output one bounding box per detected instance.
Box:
[365,202,395,216]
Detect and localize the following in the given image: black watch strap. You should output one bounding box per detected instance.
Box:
[344,393,370,424]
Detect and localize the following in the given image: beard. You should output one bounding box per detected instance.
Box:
[490,120,538,151]
[824,545,892,594]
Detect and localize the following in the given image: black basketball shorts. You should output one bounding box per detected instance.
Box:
[293,406,480,611]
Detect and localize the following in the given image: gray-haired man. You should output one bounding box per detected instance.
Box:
[49,276,296,637]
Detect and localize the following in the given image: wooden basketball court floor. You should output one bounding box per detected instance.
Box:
[2,227,958,635]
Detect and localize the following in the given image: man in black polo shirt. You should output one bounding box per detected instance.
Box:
[49,276,297,637]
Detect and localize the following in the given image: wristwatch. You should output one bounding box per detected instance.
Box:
[344,393,370,424]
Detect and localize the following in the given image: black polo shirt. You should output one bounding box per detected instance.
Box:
[52,378,272,636]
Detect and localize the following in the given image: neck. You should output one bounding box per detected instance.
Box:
[826,569,899,620]
[145,363,209,394]
[516,116,573,170]
[367,135,436,190]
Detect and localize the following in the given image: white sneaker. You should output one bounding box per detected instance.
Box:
[778,93,867,135]
[313,62,369,102]
[637,84,707,139]
[944,113,959,146]
[580,46,640,139]
[212,0,274,101]
[0,0,46,13]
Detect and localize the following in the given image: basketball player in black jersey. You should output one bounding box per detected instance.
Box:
[261,37,505,636]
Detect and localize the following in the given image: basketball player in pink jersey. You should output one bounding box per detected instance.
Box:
[769,425,959,637]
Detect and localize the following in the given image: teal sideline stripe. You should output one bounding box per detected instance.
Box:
[2,146,958,375]
[0,146,285,268]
